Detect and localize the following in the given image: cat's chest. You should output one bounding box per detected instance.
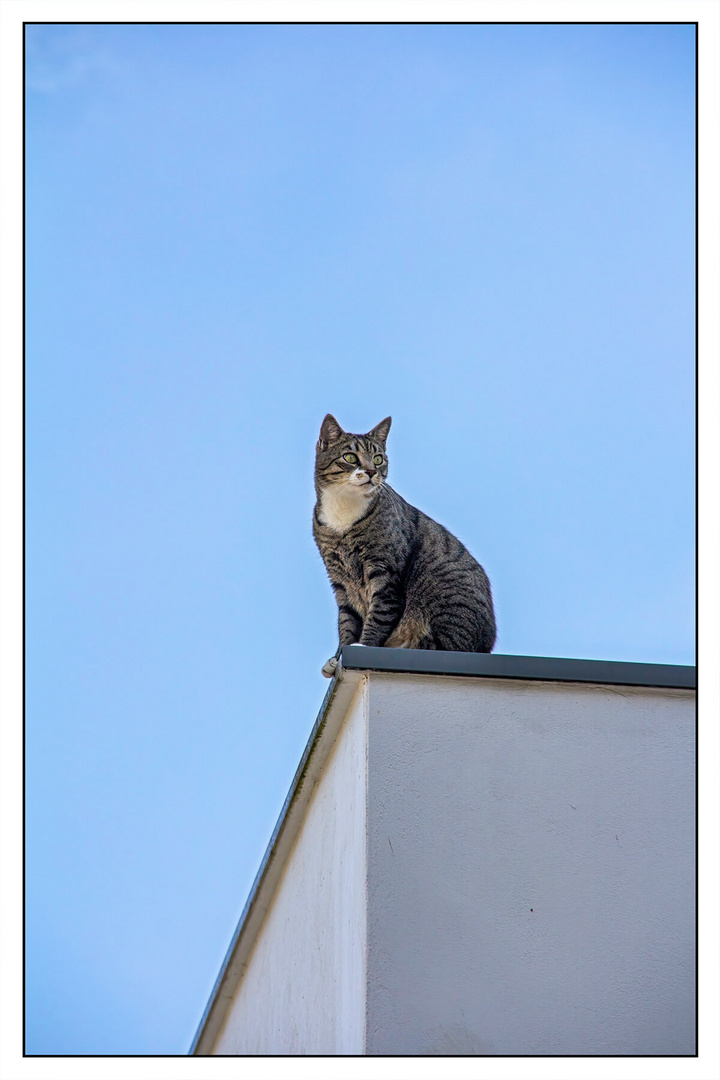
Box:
[320,534,369,584]
[317,485,372,534]
[316,517,375,590]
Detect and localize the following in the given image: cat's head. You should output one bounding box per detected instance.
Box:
[315,414,391,499]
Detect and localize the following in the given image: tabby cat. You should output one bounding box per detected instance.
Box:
[313,414,496,677]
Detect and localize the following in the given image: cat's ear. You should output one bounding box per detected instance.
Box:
[317,413,345,451]
[368,416,392,445]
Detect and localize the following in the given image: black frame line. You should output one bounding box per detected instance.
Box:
[21,17,700,1062]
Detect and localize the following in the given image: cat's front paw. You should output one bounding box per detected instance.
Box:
[321,656,339,678]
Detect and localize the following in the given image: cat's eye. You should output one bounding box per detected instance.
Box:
[343,453,358,464]
[373,455,384,466]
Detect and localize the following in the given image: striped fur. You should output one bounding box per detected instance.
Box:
[313,414,496,676]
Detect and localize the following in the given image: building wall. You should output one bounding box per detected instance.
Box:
[365,674,696,1055]
[212,680,368,1055]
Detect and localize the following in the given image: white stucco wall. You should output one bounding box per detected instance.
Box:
[364,675,696,1055]
[212,680,368,1055]
[201,669,695,1056]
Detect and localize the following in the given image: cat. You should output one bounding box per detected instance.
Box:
[313,414,496,677]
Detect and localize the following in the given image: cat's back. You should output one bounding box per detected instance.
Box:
[397,493,496,648]
[413,498,483,568]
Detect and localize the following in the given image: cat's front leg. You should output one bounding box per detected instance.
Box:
[358,576,404,647]
[336,593,363,649]
[321,587,363,677]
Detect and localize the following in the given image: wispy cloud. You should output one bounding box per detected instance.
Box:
[25,26,122,94]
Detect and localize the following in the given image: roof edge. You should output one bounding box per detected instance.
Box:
[339,647,696,689]
[189,667,365,1055]
[189,648,695,1053]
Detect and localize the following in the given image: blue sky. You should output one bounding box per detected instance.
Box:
[24,23,695,1055]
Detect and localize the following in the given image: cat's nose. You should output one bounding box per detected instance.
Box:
[365,468,377,478]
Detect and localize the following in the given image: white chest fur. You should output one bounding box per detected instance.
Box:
[318,481,377,534]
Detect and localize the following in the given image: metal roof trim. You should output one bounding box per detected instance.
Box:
[339,647,696,689]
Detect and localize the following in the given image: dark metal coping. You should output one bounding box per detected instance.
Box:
[339,646,696,689]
